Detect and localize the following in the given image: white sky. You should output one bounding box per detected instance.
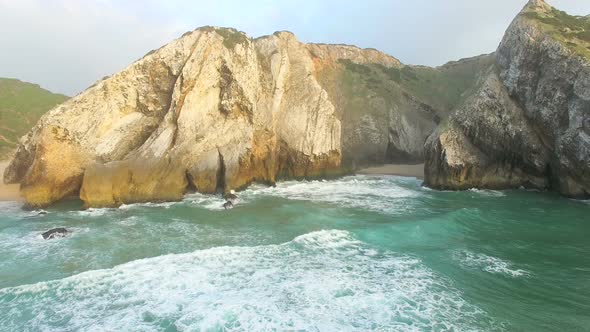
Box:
[0,0,588,95]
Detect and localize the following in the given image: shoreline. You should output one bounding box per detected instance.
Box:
[0,163,424,204]
[357,164,424,179]
[0,162,21,202]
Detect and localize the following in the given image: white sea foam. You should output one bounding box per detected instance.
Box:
[0,201,28,218]
[119,201,177,210]
[184,192,227,210]
[468,188,507,197]
[118,215,141,226]
[570,198,590,205]
[0,225,90,275]
[72,201,178,217]
[453,250,529,277]
[0,230,498,331]
[240,175,421,214]
[75,207,116,217]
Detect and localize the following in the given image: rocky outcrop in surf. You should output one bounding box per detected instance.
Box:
[424,0,590,198]
[41,227,69,240]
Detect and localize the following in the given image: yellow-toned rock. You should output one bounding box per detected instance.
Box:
[80,157,188,208]
[7,26,452,207]
[19,126,89,208]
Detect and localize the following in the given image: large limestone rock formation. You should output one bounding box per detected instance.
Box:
[424,0,590,198]
[5,29,342,207]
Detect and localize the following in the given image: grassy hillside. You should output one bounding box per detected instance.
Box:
[523,6,590,59]
[338,54,494,117]
[0,78,68,160]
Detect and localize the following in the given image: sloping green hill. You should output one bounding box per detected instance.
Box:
[0,78,68,160]
[523,4,590,59]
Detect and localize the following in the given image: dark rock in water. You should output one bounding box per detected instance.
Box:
[222,201,234,210]
[41,228,69,240]
[224,190,239,205]
[37,210,48,215]
[224,193,238,201]
[224,193,239,204]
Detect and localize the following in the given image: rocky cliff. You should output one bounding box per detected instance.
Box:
[424,0,590,198]
[319,54,493,167]
[6,0,588,207]
[8,26,477,207]
[5,29,345,207]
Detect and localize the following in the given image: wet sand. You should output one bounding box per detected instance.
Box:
[357,164,424,179]
[0,162,20,201]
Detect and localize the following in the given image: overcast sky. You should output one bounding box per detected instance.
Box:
[0,0,589,96]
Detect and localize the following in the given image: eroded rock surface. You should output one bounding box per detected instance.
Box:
[4,29,344,207]
[424,0,590,198]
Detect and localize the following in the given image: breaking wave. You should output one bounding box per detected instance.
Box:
[0,230,498,331]
[453,250,530,277]
[239,175,422,214]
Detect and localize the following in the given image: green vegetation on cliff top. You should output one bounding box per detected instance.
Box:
[523,6,590,59]
[339,54,493,115]
[0,78,68,160]
[198,26,250,49]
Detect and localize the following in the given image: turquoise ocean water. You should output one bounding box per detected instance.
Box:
[0,175,588,331]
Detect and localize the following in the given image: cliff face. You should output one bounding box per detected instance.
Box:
[5,29,342,207]
[313,52,493,167]
[424,0,590,198]
[6,23,488,207]
[7,0,587,207]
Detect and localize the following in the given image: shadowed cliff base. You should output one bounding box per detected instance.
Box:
[0,162,20,201]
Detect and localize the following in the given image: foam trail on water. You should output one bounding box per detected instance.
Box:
[0,230,499,331]
[119,201,177,210]
[453,250,530,277]
[240,175,422,214]
[468,188,507,197]
[184,192,227,210]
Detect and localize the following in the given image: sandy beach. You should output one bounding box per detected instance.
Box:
[0,162,20,201]
[357,164,424,179]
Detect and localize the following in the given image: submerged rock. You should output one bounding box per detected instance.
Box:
[224,190,239,203]
[41,228,69,240]
[222,201,234,210]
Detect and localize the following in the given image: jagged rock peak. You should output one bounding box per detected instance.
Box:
[524,0,551,12]
[182,26,402,68]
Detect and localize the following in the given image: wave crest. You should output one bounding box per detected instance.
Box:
[453,250,529,277]
[0,230,498,331]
